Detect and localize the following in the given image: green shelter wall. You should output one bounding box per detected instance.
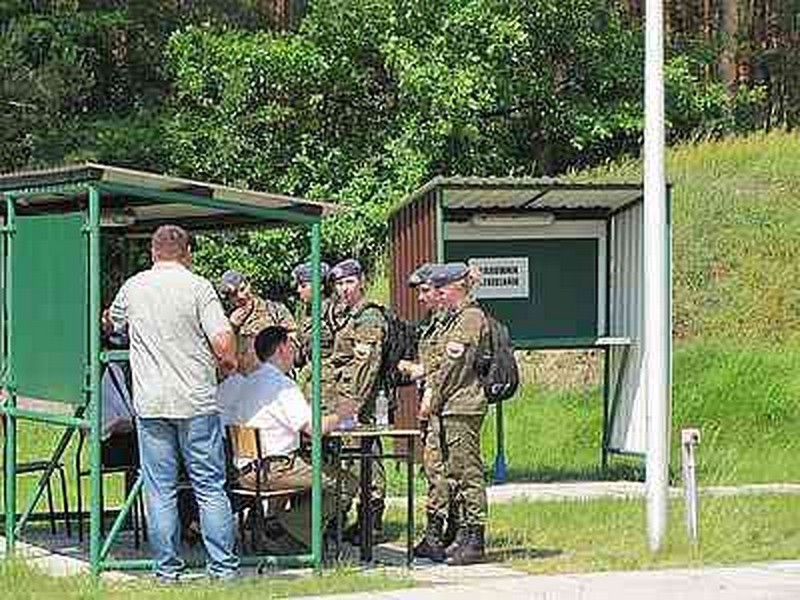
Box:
[11,213,88,404]
[444,227,603,345]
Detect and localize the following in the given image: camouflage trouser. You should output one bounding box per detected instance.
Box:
[424,415,452,519]
[441,414,487,527]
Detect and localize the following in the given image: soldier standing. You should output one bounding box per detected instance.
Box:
[217,270,296,375]
[398,263,456,562]
[327,258,388,542]
[290,261,331,392]
[427,262,489,565]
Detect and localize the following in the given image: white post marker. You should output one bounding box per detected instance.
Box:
[681,428,701,544]
[644,0,671,552]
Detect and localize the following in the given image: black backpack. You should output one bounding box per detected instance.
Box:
[477,310,520,403]
[356,303,419,390]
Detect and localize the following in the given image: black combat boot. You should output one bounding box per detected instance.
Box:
[446,524,485,566]
[413,514,446,562]
[445,524,466,558]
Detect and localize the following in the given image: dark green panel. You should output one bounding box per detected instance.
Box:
[12,213,87,404]
[445,238,598,344]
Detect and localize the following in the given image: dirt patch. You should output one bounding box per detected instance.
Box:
[516,349,601,390]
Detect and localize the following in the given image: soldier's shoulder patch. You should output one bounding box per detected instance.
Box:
[354,341,374,360]
[445,341,466,359]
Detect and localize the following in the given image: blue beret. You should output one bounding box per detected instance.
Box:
[292,261,330,285]
[329,258,362,282]
[429,262,469,288]
[218,269,246,296]
[408,263,437,288]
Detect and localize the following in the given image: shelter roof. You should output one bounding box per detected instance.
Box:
[0,163,339,231]
[394,175,644,216]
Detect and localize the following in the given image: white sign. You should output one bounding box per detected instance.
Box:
[468,256,529,299]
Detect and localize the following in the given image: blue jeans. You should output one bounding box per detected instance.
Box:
[137,414,238,579]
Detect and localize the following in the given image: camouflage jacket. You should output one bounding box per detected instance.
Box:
[327,299,386,422]
[428,301,487,417]
[234,295,296,374]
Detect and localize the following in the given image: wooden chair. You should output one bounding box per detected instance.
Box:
[225,424,306,551]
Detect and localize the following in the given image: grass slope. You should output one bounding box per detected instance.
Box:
[574,130,800,342]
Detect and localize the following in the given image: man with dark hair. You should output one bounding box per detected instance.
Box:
[104,224,239,582]
[217,326,355,553]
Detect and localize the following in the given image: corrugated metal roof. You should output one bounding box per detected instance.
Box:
[394,175,644,216]
[0,163,339,228]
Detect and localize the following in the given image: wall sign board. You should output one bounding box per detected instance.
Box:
[468,256,529,299]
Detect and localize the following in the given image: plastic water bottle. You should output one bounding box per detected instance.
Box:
[375,389,389,428]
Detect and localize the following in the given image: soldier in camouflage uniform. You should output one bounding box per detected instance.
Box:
[427,262,489,565]
[290,261,332,396]
[326,258,388,542]
[218,270,296,375]
[397,263,457,562]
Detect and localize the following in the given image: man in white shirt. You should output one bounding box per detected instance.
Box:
[218,325,355,552]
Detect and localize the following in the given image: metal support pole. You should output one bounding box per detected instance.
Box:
[681,428,700,544]
[99,475,143,562]
[493,401,507,483]
[601,347,611,472]
[310,223,323,571]
[15,423,79,536]
[87,186,103,575]
[644,0,671,553]
[3,194,16,555]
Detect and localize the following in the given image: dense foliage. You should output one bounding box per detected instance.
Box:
[0,0,777,292]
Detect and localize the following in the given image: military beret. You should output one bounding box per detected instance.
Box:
[218,269,247,296]
[429,262,469,288]
[292,261,330,285]
[329,258,362,282]
[408,263,437,288]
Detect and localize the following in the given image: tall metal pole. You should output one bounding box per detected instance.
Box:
[3,194,16,555]
[87,186,103,574]
[644,0,671,552]
[310,223,323,571]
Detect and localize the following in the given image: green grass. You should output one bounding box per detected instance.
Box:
[572,130,800,343]
[486,494,800,574]
[479,338,800,487]
[0,561,412,600]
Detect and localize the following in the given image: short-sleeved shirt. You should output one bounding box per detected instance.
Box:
[108,262,231,419]
[217,361,310,457]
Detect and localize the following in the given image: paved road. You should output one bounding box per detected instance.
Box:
[302,561,800,600]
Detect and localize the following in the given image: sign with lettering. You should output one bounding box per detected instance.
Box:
[468,256,529,299]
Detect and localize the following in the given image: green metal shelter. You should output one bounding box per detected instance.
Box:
[389,176,670,480]
[0,163,335,574]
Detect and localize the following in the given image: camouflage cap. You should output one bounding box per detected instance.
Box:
[218,269,247,296]
[292,261,330,285]
[329,258,362,282]
[429,262,469,288]
[407,263,437,288]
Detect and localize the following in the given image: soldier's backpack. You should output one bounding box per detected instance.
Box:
[356,303,419,390]
[477,310,520,403]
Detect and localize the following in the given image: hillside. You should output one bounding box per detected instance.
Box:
[574,130,800,343]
